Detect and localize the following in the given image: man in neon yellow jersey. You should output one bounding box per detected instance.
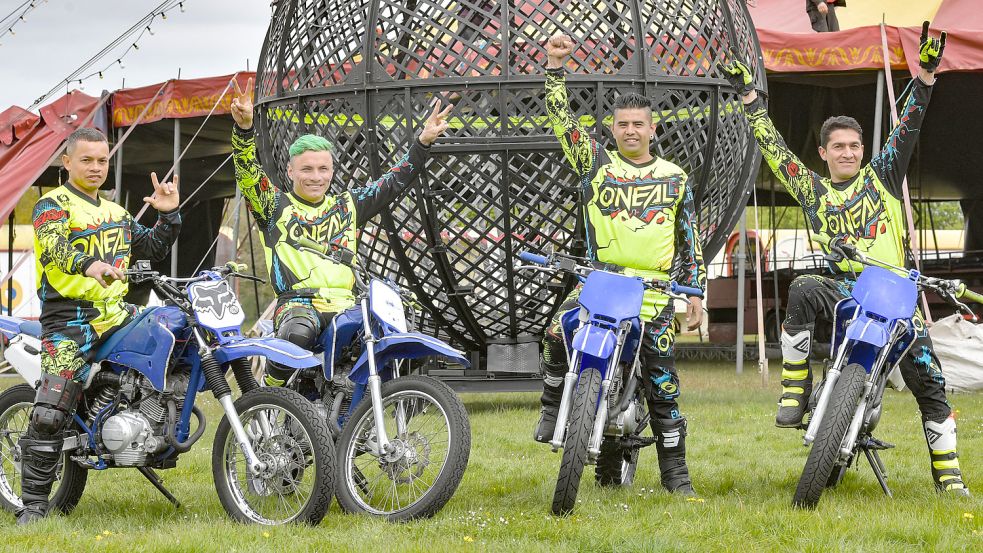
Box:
[536,33,707,495]
[722,22,968,495]
[18,128,180,524]
[229,78,451,384]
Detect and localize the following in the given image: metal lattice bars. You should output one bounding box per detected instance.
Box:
[255,0,765,353]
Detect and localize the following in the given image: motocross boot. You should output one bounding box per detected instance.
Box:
[654,417,695,496]
[16,374,81,525]
[776,327,812,428]
[534,346,565,444]
[924,415,970,497]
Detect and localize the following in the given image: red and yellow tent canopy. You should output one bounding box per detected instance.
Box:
[749,0,983,74]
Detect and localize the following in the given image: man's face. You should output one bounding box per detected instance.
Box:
[62,140,109,193]
[611,107,656,160]
[287,150,334,202]
[819,128,864,182]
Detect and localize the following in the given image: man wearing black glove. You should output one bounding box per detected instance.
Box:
[720,23,968,497]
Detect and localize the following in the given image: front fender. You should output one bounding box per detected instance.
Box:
[571,325,617,359]
[212,337,320,369]
[349,332,470,385]
[844,316,889,347]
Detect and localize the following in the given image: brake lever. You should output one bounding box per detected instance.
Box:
[233,273,267,284]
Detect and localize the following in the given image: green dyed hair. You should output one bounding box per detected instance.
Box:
[288,134,334,159]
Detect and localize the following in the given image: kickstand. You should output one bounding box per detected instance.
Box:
[862,447,892,498]
[138,466,181,509]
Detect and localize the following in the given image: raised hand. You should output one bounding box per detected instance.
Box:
[84,260,126,288]
[546,32,574,69]
[418,99,454,146]
[144,172,180,213]
[717,57,755,96]
[231,76,255,129]
[918,21,946,72]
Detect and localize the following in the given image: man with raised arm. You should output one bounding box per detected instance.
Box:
[536,33,707,495]
[229,79,451,384]
[721,22,968,495]
[17,128,181,524]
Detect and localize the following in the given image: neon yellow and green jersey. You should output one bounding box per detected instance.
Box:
[232,125,430,312]
[32,183,180,332]
[545,68,707,304]
[744,78,933,274]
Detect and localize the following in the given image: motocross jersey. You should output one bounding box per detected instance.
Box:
[232,125,430,311]
[32,183,181,335]
[545,68,707,317]
[744,78,933,274]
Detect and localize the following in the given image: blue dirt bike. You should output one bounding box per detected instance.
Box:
[0,261,335,525]
[794,241,983,508]
[517,251,702,515]
[275,237,471,521]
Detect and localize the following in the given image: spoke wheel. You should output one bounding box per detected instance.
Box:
[213,387,334,525]
[335,375,470,521]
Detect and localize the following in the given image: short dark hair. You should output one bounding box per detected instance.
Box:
[819,116,863,148]
[613,92,652,114]
[66,127,108,155]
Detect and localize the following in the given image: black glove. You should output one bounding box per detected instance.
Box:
[717,58,755,96]
[918,20,946,72]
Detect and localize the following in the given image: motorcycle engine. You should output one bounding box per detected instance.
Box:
[101,369,191,466]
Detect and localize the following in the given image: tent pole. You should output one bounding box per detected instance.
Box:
[114,127,124,202]
[171,118,180,277]
[736,211,747,374]
[6,212,12,314]
[873,70,885,152]
[752,187,769,386]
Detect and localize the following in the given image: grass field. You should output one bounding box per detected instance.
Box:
[1,363,981,552]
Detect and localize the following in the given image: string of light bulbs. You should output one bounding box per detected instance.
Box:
[0,0,47,45]
[29,0,187,110]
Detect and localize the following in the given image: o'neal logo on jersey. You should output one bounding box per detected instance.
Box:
[822,182,887,239]
[70,219,130,266]
[284,205,352,248]
[595,172,680,224]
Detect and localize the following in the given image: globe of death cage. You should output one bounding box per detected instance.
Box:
[254,0,765,359]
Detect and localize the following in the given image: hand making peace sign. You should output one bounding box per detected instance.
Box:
[231,76,255,130]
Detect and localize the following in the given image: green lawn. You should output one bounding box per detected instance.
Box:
[1,363,981,552]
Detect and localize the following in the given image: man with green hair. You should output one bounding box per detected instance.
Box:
[229,78,452,383]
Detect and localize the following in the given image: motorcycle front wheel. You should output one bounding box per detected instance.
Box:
[793,362,866,508]
[212,387,335,525]
[552,367,602,515]
[335,375,471,521]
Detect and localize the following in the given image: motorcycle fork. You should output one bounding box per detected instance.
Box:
[839,324,902,459]
[193,329,267,476]
[804,338,849,445]
[588,327,628,459]
[550,350,581,451]
[360,299,391,456]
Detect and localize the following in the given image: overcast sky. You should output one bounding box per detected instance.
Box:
[0,0,272,110]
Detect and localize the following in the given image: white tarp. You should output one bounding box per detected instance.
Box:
[929,314,983,392]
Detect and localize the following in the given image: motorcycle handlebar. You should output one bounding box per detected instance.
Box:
[518,251,549,265]
[671,283,704,297]
[957,283,983,305]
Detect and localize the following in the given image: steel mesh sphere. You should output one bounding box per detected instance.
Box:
[255,0,764,353]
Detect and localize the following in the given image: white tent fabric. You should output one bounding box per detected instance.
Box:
[929,314,983,392]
